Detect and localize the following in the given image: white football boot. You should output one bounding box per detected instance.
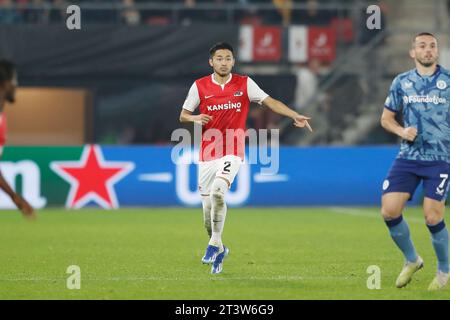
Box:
[395,256,424,288]
[428,270,449,291]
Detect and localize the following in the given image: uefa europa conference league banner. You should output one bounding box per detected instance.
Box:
[0,145,429,209]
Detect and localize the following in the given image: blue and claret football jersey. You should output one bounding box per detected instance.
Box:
[385,65,450,163]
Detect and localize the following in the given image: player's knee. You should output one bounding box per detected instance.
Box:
[211,179,228,208]
[381,205,402,220]
[424,209,444,225]
[423,198,445,225]
[211,191,225,208]
[425,216,440,226]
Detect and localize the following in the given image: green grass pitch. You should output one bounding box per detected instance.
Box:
[0,207,449,300]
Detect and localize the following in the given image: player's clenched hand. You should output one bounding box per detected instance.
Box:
[193,114,213,126]
[293,114,313,132]
[13,194,36,220]
[401,127,417,142]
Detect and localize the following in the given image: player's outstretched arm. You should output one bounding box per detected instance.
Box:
[262,96,313,132]
[381,108,417,142]
[179,109,213,126]
[0,170,35,219]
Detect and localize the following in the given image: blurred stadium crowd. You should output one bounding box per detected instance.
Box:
[0,0,350,26]
[0,0,449,146]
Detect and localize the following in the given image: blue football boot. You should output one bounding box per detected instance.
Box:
[201,245,219,264]
[211,246,229,274]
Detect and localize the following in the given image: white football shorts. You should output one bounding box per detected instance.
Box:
[198,155,242,195]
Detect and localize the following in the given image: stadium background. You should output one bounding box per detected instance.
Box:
[0,0,450,301]
[1,0,449,209]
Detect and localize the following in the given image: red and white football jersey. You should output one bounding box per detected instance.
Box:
[182,74,268,161]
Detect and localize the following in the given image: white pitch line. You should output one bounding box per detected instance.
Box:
[328,207,424,224]
[0,277,302,282]
[0,275,358,282]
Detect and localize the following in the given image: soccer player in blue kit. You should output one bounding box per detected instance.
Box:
[381,33,450,290]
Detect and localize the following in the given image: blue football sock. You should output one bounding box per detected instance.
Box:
[385,215,418,263]
[427,220,449,273]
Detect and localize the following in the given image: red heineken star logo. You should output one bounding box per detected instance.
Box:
[50,145,134,209]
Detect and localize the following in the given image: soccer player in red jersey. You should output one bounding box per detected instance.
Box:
[179,42,312,274]
[0,60,35,219]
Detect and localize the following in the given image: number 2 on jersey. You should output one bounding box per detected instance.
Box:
[223,161,231,173]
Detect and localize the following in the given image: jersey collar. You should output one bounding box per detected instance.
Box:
[415,64,441,78]
[211,73,233,87]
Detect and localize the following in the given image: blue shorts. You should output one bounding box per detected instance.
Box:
[382,158,450,202]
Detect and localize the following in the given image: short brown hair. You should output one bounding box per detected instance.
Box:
[412,32,437,46]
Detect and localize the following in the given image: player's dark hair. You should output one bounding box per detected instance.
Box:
[412,32,437,45]
[209,42,234,57]
[0,59,16,83]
